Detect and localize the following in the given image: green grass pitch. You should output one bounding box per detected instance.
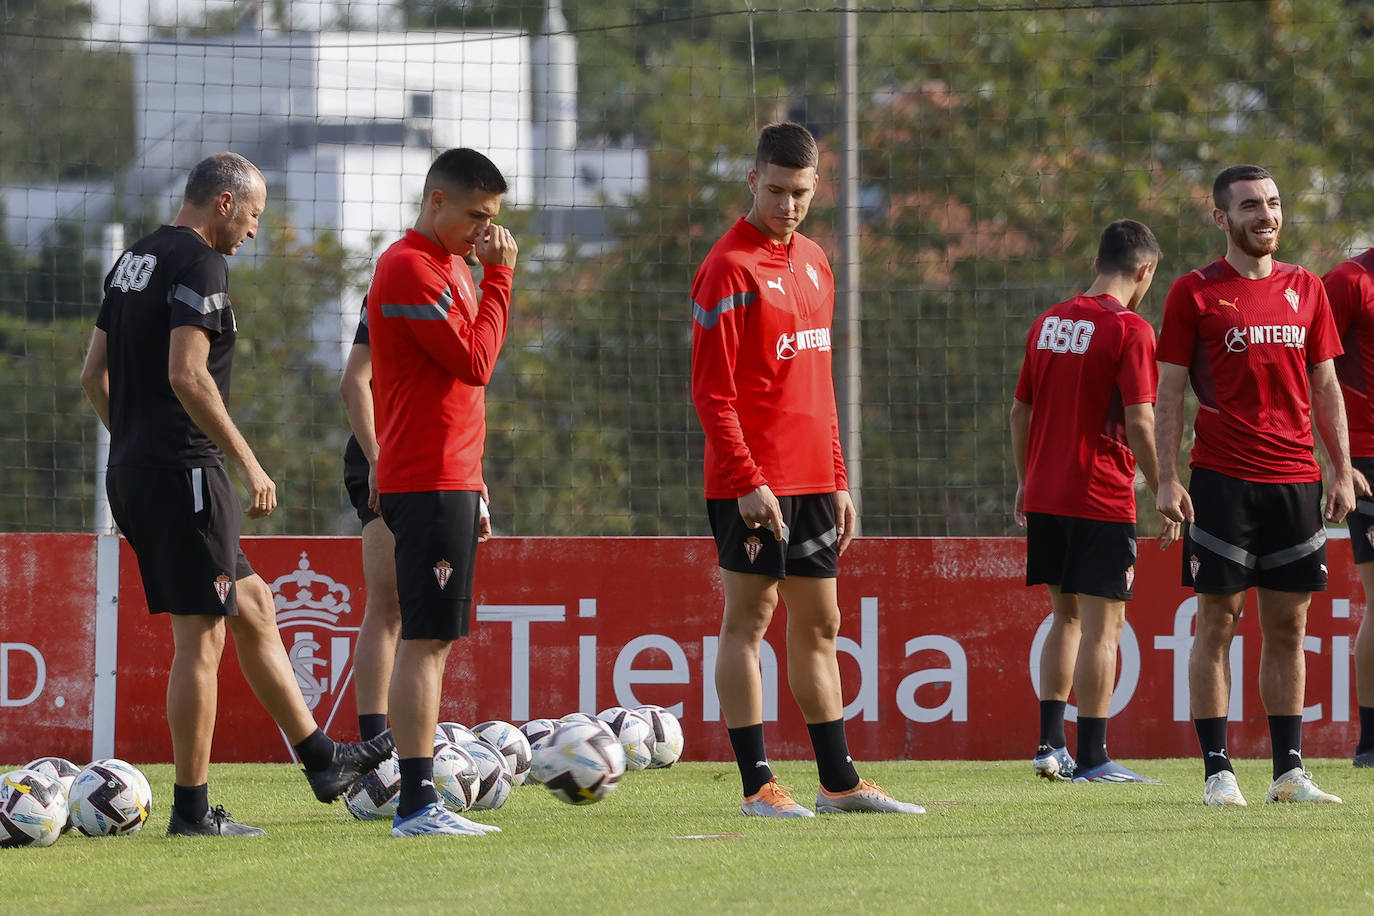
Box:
[5,759,1373,913]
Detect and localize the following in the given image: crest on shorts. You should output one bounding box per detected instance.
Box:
[806,263,820,290]
[1284,287,1300,312]
[1124,566,1135,590]
[1366,530,1374,550]
[1189,555,1201,581]
[213,574,232,605]
[270,552,358,759]
[434,559,453,589]
[744,537,762,565]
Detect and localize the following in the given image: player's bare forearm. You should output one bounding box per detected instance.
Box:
[1008,399,1030,484]
[80,328,112,429]
[1124,403,1161,494]
[1310,359,1355,521]
[1153,363,1193,523]
[1310,360,1353,483]
[339,344,380,464]
[169,326,276,515]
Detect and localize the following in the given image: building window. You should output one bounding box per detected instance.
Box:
[408,92,433,119]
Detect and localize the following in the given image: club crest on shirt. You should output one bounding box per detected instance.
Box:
[1189,555,1201,581]
[1124,566,1135,590]
[213,574,232,605]
[806,263,819,290]
[744,537,762,564]
[434,560,453,589]
[1284,287,1300,312]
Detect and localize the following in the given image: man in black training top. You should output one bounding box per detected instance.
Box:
[81,152,393,837]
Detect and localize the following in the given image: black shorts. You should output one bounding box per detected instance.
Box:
[1025,513,1137,600]
[707,493,839,579]
[379,490,480,641]
[1347,457,1374,565]
[1184,466,1327,594]
[107,465,254,616]
[343,436,380,528]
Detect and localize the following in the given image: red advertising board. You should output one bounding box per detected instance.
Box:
[1,534,1366,765]
[110,536,1367,763]
[0,534,98,764]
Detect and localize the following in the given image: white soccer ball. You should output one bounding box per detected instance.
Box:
[519,719,559,784]
[531,721,627,805]
[0,768,67,848]
[636,705,685,768]
[68,759,152,837]
[24,757,80,832]
[473,720,533,787]
[344,752,401,820]
[561,711,616,740]
[432,740,481,813]
[598,706,655,771]
[436,722,479,746]
[461,739,513,810]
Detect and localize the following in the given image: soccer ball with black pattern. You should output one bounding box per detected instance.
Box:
[473,720,532,787]
[0,768,67,848]
[636,705,685,768]
[460,739,513,810]
[436,721,478,745]
[518,719,558,784]
[344,751,401,820]
[432,740,481,812]
[597,706,656,771]
[68,759,152,836]
[24,756,80,832]
[531,721,627,805]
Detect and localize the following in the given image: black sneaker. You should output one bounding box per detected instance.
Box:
[167,805,266,837]
[1354,748,1374,768]
[303,729,395,803]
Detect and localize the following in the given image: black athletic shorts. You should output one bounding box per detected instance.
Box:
[379,490,480,641]
[1347,457,1374,565]
[343,435,380,527]
[707,493,839,579]
[1025,513,1137,600]
[107,465,254,616]
[1184,466,1327,594]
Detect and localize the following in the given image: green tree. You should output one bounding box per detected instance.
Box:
[0,0,134,183]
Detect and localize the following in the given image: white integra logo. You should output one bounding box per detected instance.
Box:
[1225,324,1305,354]
[1036,317,1094,354]
[776,328,832,360]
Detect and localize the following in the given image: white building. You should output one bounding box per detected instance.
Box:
[2,2,648,357]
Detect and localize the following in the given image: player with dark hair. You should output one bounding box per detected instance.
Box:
[691,122,923,817]
[1157,164,1355,805]
[1321,248,1374,767]
[1012,219,1178,784]
[367,147,516,837]
[339,299,492,749]
[79,152,393,837]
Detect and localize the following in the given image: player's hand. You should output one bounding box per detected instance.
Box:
[478,485,492,543]
[833,490,857,555]
[236,459,277,519]
[1325,475,1356,524]
[1013,483,1027,528]
[738,485,786,542]
[1156,478,1193,524]
[1354,467,1372,499]
[1158,516,1182,549]
[475,225,518,269]
[367,464,380,514]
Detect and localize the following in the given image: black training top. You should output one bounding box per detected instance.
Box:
[96,225,237,469]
